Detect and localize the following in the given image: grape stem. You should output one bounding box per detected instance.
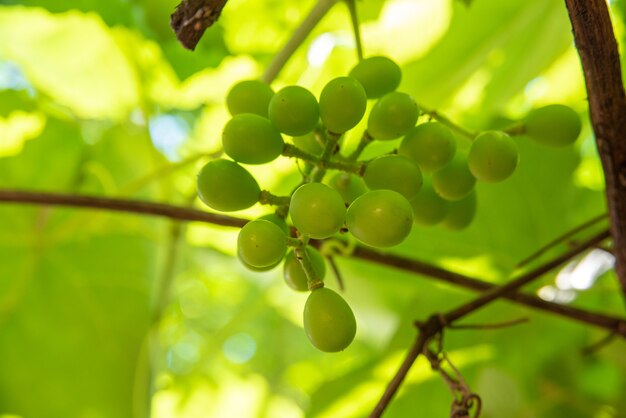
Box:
[262,0,339,84]
[282,143,364,175]
[258,190,291,206]
[346,130,373,161]
[420,106,477,140]
[312,131,344,182]
[294,239,324,290]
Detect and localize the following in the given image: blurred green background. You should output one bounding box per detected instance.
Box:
[0,0,625,417]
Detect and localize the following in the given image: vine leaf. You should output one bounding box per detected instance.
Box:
[170,0,229,50]
[456,0,474,5]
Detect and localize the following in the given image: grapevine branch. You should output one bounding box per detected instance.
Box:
[565,0,626,300]
[262,0,339,84]
[370,229,613,418]
[0,189,624,336]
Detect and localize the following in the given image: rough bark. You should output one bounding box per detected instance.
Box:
[565,0,626,299]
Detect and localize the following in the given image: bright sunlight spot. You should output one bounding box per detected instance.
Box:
[556,249,615,291]
[148,114,189,161]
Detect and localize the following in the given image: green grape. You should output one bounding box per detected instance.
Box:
[468,131,518,182]
[409,176,449,226]
[259,213,289,234]
[399,122,457,172]
[319,76,367,133]
[525,104,581,147]
[363,155,423,199]
[292,131,324,157]
[328,172,367,204]
[346,190,413,247]
[238,247,282,272]
[432,153,476,201]
[442,191,476,230]
[222,113,284,164]
[269,85,319,136]
[303,287,356,352]
[226,79,274,117]
[289,183,346,239]
[349,56,401,99]
[197,159,260,212]
[283,247,326,291]
[237,219,287,268]
[367,92,419,140]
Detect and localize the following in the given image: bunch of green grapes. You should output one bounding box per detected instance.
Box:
[195,56,582,352]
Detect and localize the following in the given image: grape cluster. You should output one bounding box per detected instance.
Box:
[196,56,582,352]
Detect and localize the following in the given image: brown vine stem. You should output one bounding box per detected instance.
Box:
[565,0,626,300]
[370,229,614,418]
[515,213,608,267]
[349,246,624,334]
[0,189,624,334]
[0,189,248,228]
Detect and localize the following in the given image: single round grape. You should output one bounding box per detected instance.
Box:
[269,85,319,136]
[367,92,419,140]
[468,131,518,182]
[328,172,367,205]
[399,122,457,172]
[197,159,260,212]
[363,155,423,199]
[442,191,476,230]
[409,176,449,226]
[237,219,287,268]
[283,247,326,291]
[292,131,324,157]
[432,153,476,201]
[346,190,413,247]
[303,287,356,352]
[349,56,402,99]
[238,247,282,272]
[226,80,274,117]
[259,213,289,234]
[319,76,367,133]
[222,114,284,164]
[525,104,581,147]
[289,183,346,239]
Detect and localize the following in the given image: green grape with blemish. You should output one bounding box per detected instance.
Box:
[237,219,287,268]
[197,159,260,212]
[319,76,367,134]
